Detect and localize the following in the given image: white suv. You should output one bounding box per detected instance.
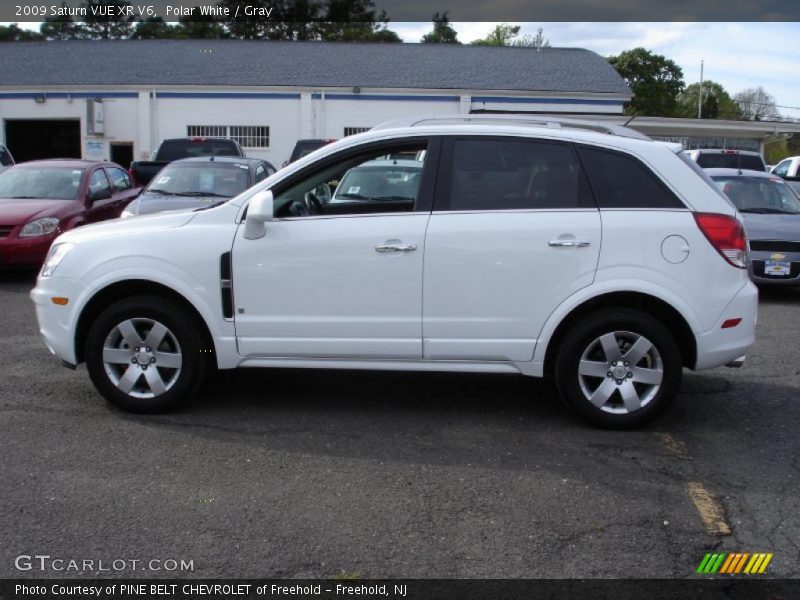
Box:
[31,115,757,428]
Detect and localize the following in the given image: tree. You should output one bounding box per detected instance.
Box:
[674,80,742,120]
[421,12,459,44]
[607,48,685,116]
[513,27,550,49]
[131,17,178,39]
[0,23,44,41]
[317,0,401,42]
[218,0,270,39]
[734,86,780,121]
[40,2,85,40]
[174,14,226,39]
[80,0,135,39]
[263,0,322,40]
[471,24,520,46]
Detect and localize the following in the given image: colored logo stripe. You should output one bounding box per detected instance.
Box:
[697,552,773,574]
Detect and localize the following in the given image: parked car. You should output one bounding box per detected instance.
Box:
[707,167,800,285]
[129,137,245,187]
[0,160,140,267]
[0,144,14,174]
[770,155,800,180]
[121,157,276,218]
[283,139,336,167]
[30,115,757,428]
[329,158,424,205]
[682,149,767,171]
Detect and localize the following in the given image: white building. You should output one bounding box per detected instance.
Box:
[0,39,632,167]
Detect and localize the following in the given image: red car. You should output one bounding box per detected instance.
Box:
[0,159,141,267]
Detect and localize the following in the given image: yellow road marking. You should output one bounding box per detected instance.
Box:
[686,482,732,536]
[758,554,773,573]
[656,432,689,459]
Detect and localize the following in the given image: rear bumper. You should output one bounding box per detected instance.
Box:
[748,250,800,286]
[694,281,758,370]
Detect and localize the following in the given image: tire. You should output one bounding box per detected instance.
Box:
[85,294,212,413]
[554,308,682,429]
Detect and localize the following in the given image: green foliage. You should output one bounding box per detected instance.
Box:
[0,23,43,41]
[130,17,177,39]
[471,24,520,46]
[174,14,226,39]
[674,81,742,120]
[81,0,135,39]
[421,12,459,44]
[607,47,685,117]
[765,135,800,164]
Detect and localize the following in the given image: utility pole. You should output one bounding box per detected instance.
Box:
[698,59,704,119]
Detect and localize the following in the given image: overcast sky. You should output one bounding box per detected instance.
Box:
[5,21,799,118]
[394,22,800,118]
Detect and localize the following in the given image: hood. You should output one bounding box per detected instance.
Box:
[129,192,227,216]
[57,209,196,245]
[741,213,800,242]
[0,198,73,225]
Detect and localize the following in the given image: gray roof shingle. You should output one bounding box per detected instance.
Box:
[0,40,630,95]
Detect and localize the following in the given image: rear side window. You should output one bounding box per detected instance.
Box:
[696,153,765,171]
[444,138,594,211]
[577,146,683,209]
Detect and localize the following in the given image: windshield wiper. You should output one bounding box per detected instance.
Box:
[739,207,796,214]
[193,200,228,212]
[335,193,370,200]
[8,195,40,199]
[145,189,175,196]
[373,195,415,201]
[173,191,231,198]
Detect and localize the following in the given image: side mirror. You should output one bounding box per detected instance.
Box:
[88,186,112,202]
[243,190,273,240]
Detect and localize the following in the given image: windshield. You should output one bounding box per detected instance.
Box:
[696,153,766,171]
[0,167,83,200]
[156,139,240,161]
[333,163,423,202]
[711,176,800,214]
[147,163,250,198]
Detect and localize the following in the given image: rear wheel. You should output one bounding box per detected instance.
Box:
[85,295,211,413]
[554,308,682,429]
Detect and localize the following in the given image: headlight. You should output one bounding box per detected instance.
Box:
[20,217,60,237]
[40,243,74,278]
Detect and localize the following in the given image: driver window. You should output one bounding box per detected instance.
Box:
[89,169,111,195]
[273,142,428,218]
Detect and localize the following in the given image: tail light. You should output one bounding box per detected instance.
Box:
[693,213,747,268]
[128,167,139,187]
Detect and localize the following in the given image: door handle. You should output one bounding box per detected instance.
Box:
[548,239,591,247]
[375,243,417,253]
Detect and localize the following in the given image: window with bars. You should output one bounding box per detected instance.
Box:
[186,125,270,148]
[344,127,371,137]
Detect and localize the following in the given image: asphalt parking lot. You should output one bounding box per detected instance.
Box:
[1,270,799,579]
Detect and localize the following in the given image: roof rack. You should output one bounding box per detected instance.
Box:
[372,114,651,141]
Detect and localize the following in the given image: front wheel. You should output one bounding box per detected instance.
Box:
[554,308,682,429]
[85,295,212,413]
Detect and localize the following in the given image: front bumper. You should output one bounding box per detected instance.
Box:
[0,233,54,267]
[694,281,758,371]
[30,276,83,367]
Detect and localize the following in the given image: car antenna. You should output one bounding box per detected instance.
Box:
[624,114,637,127]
